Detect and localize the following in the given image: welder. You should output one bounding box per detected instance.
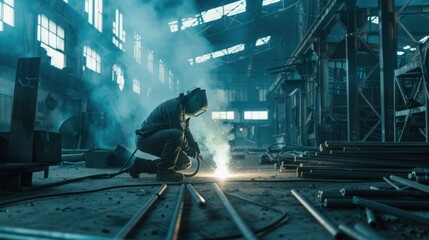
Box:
[129,87,208,181]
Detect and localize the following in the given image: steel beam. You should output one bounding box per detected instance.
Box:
[269,0,345,93]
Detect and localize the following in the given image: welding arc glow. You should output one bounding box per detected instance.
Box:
[215,165,231,179]
[212,143,231,179]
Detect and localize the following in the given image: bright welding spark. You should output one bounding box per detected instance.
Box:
[215,164,231,179]
[213,142,231,179]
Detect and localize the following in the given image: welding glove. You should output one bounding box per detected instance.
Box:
[187,147,200,158]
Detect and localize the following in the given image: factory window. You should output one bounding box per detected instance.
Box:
[37,14,65,69]
[190,44,245,65]
[176,79,180,94]
[259,88,267,102]
[112,9,125,51]
[0,0,14,31]
[134,32,141,64]
[147,50,154,74]
[112,64,125,91]
[212,111,234,120]
[262,0,280,6]
[256,36,271,46]
[133,78,140,94]
[169,0,246,32]
[159,59,165,83]
[83,46,101,73]
[168,70,174,90]
[244,111,268,120]
[85,0,103,32]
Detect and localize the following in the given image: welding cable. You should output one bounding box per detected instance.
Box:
[0,183,164,208]
[20,148,139,192]
[183,155,201,178]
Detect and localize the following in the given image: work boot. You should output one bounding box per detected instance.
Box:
[156,169,184,182]
[128,158,158,179]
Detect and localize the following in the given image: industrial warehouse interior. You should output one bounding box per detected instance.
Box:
[1,0,429,239]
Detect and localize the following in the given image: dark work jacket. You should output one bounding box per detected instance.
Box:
[135,96,199,153]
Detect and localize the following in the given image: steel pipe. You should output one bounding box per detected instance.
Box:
[317,190,343,202]
[212,183,257,240]
[383,176,401,190]
[325,198,429,210]
[390,175,429,194]
[353,223,384,240]
[340,189,429,198]
[291,189,342,239]
[0,226,109,240]
[338,224,367,240]
[352,197,429,227]
[186,183,206,208]
[166,184,186,240]
[365,208,379,229]
[115,184,167,239]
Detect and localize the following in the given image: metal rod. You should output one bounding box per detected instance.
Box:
[353,223,384,240]
[317,190,343,203]
[166,184,186,240]
[291,189,342,239]
[0,226,109,240]
[365,208,379,229]
[390,175,429,194]
[186,183,206,208]
[325,198,429,210]
[338,224,367,240]
[352,197,429,227]
[341,189,429,198]
[383,176,401,190]
[212,183,257,240]
[115,184,168,239]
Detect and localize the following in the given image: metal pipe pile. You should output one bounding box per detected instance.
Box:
[279,141,429,180]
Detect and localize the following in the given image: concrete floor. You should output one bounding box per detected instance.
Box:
[0,152,428,239]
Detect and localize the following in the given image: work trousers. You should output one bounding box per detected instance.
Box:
[136,129,191,171]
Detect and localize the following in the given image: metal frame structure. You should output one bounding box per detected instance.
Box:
[268,0,429,146]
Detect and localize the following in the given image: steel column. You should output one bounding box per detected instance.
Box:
[379,0,397,142]
[345,0,360,141]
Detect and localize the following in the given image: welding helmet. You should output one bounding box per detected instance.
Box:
[184,87,208,117]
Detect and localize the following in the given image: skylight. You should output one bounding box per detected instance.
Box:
[189,36,271,65]
[169,0,246,32]
[262,0,281,6]
[256,36,271,46]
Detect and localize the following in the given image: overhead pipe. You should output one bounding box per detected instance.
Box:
[291,189,343,239]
